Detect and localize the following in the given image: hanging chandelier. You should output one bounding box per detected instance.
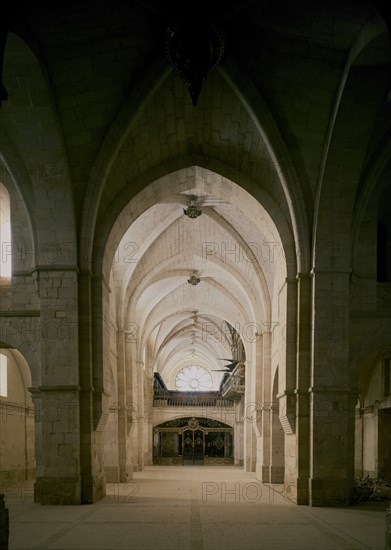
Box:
[165,16,225,106]
[183,197,202,218]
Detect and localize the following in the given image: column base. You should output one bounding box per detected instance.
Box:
[35,477,81,505]
[309,477,352,506]
[270,466,284,483]
[277,477,307,505]
[105,466,120,483]
[245,459,256,472]
[255,464,270,482]
[296,476,309,504]
[82,473,106,503]
[119,465,133,482]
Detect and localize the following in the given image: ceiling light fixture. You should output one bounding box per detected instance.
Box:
[183,196,202,218]
[188,272,200,285]
[184,203,202,219]
[165,17,225,106]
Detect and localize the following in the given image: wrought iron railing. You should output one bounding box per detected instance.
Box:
[220,371,245,399]
[153,390,234,408]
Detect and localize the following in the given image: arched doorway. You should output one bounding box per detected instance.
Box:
[0,348,35,484]
[100,167,291,485]
[153,417,234,465]
[355,351,391,482]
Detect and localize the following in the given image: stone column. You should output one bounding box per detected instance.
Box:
[234,399,244,466]
[136,360,145,470]
[143,350,154,466]
[143,375,153,467]
[34,268,82,504]
[78,271,106,503]
[244,342,259,472]
[29,387,42,484]
[309,270,356,506]
[125,339,137,472]
[117,331,133,482]
[277,278,300,499]
[270,390,284,483]
[34,386,81,504]
[256,332,272,482]
[243,404,255,471]
[295,273,311,504]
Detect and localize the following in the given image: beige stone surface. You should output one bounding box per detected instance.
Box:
[7,467,387,550]
[0,0,390,509]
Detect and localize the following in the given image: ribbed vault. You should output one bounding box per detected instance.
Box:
[108,168,286,390]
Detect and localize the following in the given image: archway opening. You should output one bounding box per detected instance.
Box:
[153,417,234,466]
[355,352,391,483]
[100,166,290,483]
[0,348,35,485]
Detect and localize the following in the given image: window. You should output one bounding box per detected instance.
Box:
[175,365,213,392]
[0,353,7,397]
[0,183,12,278]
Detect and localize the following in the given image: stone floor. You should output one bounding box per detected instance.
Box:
[5,466,388,550]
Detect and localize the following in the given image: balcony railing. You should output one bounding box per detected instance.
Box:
[220,365,245,400]
[153,390,234,408]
